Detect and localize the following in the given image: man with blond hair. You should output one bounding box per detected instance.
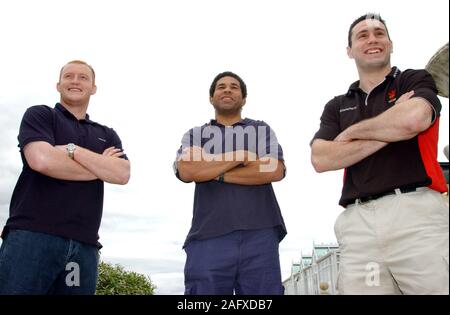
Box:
[0,60,130,294]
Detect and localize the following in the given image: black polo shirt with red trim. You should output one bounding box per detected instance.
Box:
[312,67,447,207]
[3,103,127,248]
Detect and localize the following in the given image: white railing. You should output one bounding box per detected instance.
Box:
[283,250,340,295]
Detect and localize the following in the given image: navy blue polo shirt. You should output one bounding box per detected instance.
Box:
[3,103,127,248]
[312,67,446,207]
[175,118,287,248]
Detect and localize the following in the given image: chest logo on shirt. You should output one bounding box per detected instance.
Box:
[387,89,397,104]
[98,137,106,142]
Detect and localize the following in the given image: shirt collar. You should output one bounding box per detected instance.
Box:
[55,103,93,123]
[208,118,249,127]
[346,67,400,96]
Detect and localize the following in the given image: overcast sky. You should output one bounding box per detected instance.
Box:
[0,0,448,294]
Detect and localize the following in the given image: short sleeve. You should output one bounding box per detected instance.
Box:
[399,69,442,123]
[107,128,128,160]
[173,128,196,182]
[257,121,284,161]
[310,97,341,145]
[18,105,55,150]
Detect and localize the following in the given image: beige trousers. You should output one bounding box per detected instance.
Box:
[335,187,449,295]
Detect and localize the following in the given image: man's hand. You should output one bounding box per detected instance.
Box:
[72,145,130,184]
[396,90,414,104]
[334,127,352,142]
[216,157,285,185]
[102,146,125,158]
[54,144,68,154]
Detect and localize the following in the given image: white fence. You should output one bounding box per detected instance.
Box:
[284,250,340,295]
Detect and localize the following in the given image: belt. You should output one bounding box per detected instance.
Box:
[351,186,420,205]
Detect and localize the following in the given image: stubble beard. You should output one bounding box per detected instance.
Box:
[213,103,243,117]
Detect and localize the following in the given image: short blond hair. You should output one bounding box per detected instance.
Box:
[59,60,96,83]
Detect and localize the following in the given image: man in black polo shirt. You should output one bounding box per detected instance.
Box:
[0,60,130,294]
[174,71,287,295]
[311,14,448,294]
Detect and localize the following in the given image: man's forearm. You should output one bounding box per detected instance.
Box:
[24,141,97,181]
[177,148,246,182]
[311,139,387,172]
[222,159,284,185]
[337,97,433,143]
[73,146,130,185]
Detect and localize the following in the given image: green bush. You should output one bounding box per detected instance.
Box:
[96,261,156,295]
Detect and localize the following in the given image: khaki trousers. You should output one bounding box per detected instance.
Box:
[335,188,449,294]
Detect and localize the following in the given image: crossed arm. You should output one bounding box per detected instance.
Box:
[220,158,285,185]
[24,142,130,184]
[311,91,434,173]
[177,146,284,185]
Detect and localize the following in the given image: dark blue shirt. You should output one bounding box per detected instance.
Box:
[3,103,127,248]
[175,118,287,247]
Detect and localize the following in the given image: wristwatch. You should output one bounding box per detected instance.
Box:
[66,143,76,159]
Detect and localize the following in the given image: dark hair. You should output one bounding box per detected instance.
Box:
[209,71,247,98]
[348,13,390,47]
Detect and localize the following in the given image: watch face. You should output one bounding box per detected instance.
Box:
[67,143,75,159]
